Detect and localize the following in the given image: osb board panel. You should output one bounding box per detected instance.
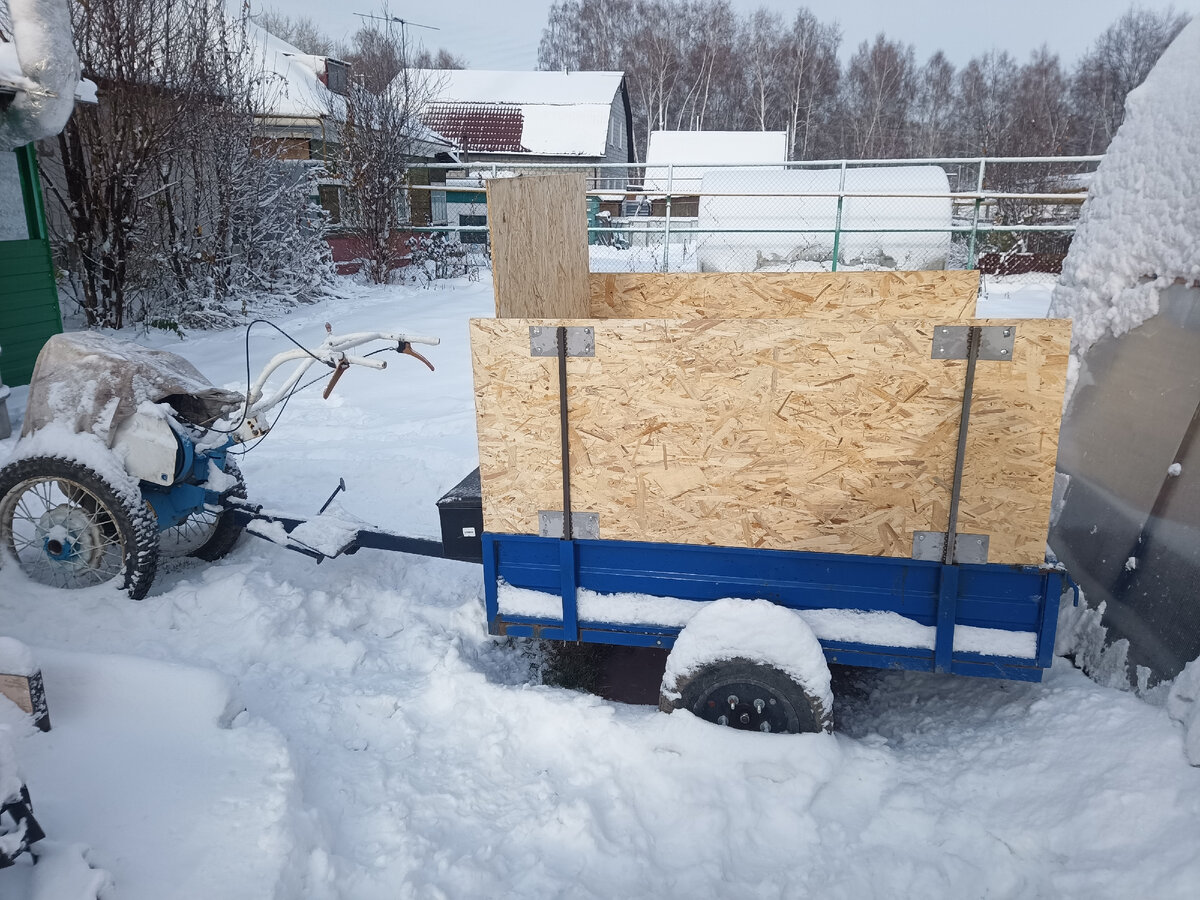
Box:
[956,322,1071,564]
[471,317,1070,564]
[587,270,978,320]
[488,172,590,319]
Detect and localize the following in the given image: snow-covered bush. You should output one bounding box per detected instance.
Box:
[40,1,336,331]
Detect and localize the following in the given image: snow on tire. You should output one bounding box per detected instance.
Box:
[0,455,160,600]
[659,597,833,734]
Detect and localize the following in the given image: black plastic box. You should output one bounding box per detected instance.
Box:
[436,468,484,563]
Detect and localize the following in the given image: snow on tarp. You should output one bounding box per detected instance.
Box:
[696,166,951,272]
[644,129,787,194]
[20,333,243,445]
[1049,19,1200,368]
[497,584,1038,659]
[0,0,81,149]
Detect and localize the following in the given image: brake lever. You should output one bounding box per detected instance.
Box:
[398,341,435,372]
[323,357,351,399]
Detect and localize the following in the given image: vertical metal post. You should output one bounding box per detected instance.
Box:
[482,534,500,629]
[830,160,847,272]
[933,324,982,673]
[967,159,986,270]
[555,325,579,641]
[934,564,959,674]
[556,326,573,541]
[662,164,673,273]
[559,539,579,642]
[944,325,981,567]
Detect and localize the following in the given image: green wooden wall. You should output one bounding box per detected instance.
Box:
[0,144,62,386]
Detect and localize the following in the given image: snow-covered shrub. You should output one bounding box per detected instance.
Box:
[40,1,336,331]
[406,233,479,284]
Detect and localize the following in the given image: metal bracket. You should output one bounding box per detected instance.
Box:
[530,325,595,357]
[913,531,990,564]
[931,325,1016,361]
[539,511,599,540]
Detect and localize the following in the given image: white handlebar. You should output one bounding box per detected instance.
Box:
[238,329,441,423]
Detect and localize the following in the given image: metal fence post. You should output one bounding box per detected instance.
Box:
[662,164,673,273]
[967,158,986,270]
[831,160,847,272]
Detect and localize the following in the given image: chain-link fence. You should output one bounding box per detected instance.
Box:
[413,156,1101,300]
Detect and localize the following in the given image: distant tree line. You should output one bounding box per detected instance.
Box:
[537,1,1189,162]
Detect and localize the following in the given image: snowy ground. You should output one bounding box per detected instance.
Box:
[1,275,1197,899]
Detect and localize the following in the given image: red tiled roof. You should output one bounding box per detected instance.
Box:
[423,102,527,154]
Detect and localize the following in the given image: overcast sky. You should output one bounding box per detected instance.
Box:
[259,1,1198,70]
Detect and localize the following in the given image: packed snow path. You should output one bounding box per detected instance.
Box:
[1,278,1197,899]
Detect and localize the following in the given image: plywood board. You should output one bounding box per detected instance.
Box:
[487,172,590,319]
[957,327,1071,564]
[587,270,978,320]
[470,317,1070,565]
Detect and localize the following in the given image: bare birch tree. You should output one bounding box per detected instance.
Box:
[841,35,916,158]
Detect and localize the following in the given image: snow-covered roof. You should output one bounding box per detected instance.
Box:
[413,68,624,158]
[248,25,343,122]
[1049,19,1200,361]
[644,130,787,193]
[247,29,455,157]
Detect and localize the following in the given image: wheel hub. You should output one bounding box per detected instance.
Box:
[695,679,790,733]
[36,505,104,571]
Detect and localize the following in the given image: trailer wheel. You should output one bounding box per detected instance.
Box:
[0,455,159,600]
[666,658,832,734]
[159,459,246,561]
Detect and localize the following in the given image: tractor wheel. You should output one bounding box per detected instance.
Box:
[0,455,159,600]
[159,459,247,562]
[666,658,832,735]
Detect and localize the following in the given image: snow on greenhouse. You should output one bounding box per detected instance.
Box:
[696,166,952,272]
[643,130,787,194]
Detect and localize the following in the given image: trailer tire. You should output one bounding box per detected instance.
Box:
[665,658,832,734]
[159,459,246,562]
[0,455,159,600]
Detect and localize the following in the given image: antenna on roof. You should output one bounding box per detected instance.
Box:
[353,12,440,31]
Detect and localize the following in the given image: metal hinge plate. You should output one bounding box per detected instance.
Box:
[930,325,1016,361]
[529,326,595,357]
[538,510,600,539]
[912,531,990,564]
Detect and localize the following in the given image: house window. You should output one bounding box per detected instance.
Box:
[318,184,341,225]
[431,190,447,226]
[0,150,30,241]
[459,213,487,245]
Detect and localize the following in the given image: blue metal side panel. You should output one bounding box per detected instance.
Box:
[482,533,500,626]
[934,565,959,673]
[485,533,1062,681]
